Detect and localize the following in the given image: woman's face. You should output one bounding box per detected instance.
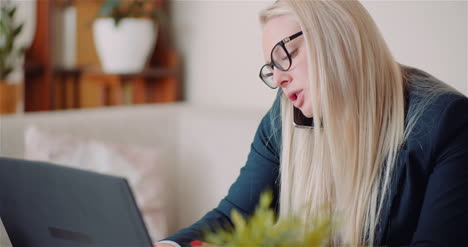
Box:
[262,15,313,117]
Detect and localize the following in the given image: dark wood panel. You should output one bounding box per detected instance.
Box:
[24,0,53,112]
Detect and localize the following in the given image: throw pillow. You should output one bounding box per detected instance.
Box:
[24,125,168,241]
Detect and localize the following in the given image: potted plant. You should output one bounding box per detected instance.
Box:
[0,1,25,114]
[203,191,334,247]
[93,0,165,74]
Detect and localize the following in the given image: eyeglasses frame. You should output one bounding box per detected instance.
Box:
[259,31,304,89]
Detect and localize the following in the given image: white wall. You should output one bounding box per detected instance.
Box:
[363,0,467,95]
[171,0,277,111]
[172,0,467,110]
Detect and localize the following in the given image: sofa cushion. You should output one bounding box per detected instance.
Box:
[24,125,168,241]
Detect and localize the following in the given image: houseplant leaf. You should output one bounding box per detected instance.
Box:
[98,0,121,17]
[203,191,334,247]
[12,23,23,38]
[0,1,24,81]
[7,6,16,19]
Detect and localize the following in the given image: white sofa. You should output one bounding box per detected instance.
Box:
[0,103,267,239]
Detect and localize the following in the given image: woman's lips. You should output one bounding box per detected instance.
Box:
[294,91,304,108]
[288,90,304,108]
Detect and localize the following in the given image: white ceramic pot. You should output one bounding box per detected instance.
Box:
[93,18,157,74]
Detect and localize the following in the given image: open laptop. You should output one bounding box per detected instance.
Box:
[0,157,154,247]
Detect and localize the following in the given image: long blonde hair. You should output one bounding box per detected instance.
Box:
[261,0,406,245]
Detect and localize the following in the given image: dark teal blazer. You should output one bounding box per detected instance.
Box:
[163,69,468,247]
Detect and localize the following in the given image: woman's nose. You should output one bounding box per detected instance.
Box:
[272,68,291,88]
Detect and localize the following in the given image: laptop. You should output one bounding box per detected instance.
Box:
[0,157,154,247]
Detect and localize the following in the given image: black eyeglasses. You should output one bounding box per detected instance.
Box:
[259,31,303,89]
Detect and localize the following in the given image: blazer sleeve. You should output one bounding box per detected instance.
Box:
[410,95,468,246]
[160,96,282,247]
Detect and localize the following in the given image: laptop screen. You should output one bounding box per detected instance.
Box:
[0,157,153,247]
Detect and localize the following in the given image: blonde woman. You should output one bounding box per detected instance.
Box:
[155,0,468,246]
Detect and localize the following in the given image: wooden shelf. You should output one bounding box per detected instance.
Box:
[24,0,183,112]
[82,67,178,79]
[53,66,182,108]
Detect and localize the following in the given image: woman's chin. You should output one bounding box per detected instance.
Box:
[301,108,313,118]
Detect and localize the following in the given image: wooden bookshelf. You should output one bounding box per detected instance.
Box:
[24,0,182,112]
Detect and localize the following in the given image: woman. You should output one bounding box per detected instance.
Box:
[156,0,468,246]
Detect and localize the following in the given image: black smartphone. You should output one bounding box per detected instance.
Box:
[293,106,314,128]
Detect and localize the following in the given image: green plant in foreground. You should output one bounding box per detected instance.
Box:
[203,191,333,247]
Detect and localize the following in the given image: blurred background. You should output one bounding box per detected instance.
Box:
[0,0,465,114]
[0,0,466,240]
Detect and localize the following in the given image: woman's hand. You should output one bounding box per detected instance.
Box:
[153,243,177,247]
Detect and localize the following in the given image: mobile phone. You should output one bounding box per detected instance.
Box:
[293,106,314,128]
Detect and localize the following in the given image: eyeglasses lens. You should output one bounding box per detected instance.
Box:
[272,44,290,71]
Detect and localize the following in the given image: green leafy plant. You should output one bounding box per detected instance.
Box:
[0,1,26,81]
[203,191,334,247]
[96,0,166,27]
